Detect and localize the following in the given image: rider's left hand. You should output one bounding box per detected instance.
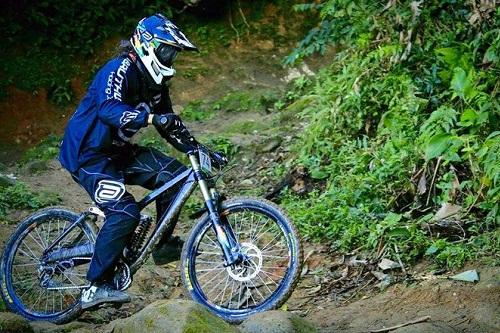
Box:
[211,151,228,168]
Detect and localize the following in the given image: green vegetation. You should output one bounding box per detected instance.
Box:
[181,89,275,122]
[281,1,499,268]
[202,136,240,158]
[0,182,61,221]
[213,91,264,113]
[225,120,270,135]
[21,135,61,164]
[1,0,172,101]
[0,0,297,103]
[181,101,215,122]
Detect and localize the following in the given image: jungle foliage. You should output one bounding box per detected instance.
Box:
[0,0,174,102]
[281,0,499,267]
[0,183,60,221]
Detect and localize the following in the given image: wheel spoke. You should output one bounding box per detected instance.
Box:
[200,268,226,290]
[187,203,298,313]
[7,212,93,317]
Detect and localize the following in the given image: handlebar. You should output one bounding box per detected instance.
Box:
[161,124,229,169]
[195,144,229,169]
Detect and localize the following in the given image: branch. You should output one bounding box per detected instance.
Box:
[370,316,431,333]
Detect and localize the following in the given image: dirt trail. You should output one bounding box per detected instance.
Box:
[289,245,499,332]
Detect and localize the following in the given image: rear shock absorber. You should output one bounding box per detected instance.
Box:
[124,214,152,261]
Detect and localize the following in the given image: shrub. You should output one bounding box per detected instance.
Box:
[281,0,499,268]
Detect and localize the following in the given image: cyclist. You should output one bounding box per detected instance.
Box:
[59,13,198,309]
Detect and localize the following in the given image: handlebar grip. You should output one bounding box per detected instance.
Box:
[210,151,229,167]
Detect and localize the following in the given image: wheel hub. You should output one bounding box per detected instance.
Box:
[226,242,263,282]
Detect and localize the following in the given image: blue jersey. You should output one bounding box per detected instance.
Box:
[59,54,172,172]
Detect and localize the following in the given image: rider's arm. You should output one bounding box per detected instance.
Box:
[96,58,149,131]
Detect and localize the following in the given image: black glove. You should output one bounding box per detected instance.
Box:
[210,151,228,168]
[152,115,198,153]
[152,114,183,133]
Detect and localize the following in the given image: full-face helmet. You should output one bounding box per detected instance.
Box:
[131,13,197,85]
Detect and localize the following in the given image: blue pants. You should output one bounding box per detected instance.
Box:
[73,145,186,283]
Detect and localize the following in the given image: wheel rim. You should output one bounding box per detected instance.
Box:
[189,205,294,312]
[7,214,92,317]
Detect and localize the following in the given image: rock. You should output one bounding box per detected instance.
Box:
[378,258,401,271]
[110,299,238,333]
[240,179,254,186]
[0,173,16,187]
[256,40,274,51]
[434,203,462,220]
[260,137,282,153]
[449,269,479,283]
[128,265,175,295]
[239,311,317,333]
[0,312,33,333]
[391,322,458,333]
[282,64,315,83]
[46,159,62,171]
[30,320,93,333]
[22,160,49,175]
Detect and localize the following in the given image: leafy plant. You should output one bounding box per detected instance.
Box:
[181,100,214,122]
[281,0,499,268]
[203,136,240,158]
[0,182,61,220]
[21,135,61,164]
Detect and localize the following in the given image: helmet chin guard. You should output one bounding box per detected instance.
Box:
[131,13,197,85]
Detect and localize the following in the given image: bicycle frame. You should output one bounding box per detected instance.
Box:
[43,151,241,275]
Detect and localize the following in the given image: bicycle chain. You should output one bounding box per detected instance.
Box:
[44,257,92,291]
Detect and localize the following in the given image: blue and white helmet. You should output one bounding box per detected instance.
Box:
[131,13,197,85]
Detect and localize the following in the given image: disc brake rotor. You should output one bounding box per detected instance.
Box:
[227,242,263,282]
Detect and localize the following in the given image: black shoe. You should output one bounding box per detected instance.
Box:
[81,282,131,310]
[152,235,184,265]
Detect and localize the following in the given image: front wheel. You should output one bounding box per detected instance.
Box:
[181,197,302,323]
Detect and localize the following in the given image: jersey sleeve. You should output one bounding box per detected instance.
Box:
[96,57,149,130]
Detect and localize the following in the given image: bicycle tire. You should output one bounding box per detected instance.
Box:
[0,207,96,324]
[180,197,302,323]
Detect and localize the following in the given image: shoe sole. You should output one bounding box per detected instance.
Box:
[81,296,131,310]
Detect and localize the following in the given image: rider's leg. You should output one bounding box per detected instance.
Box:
[123,146,186,225]
[75,159,137,308]
[122,146,187,265]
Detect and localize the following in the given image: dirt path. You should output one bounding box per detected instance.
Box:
[288,244,499,332]
[308,265,499,332]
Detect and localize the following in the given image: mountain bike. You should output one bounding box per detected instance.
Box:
[0,137,302,324]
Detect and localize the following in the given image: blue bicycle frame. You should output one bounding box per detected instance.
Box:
[43,150,242,275]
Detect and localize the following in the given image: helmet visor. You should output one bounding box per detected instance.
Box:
[154,44,178,67]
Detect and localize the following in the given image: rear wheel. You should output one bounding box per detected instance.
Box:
[181,197,302,323]
[0,208,96,323]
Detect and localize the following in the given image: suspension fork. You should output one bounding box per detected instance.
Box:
[188,154,242,266]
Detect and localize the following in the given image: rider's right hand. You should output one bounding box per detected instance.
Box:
[152,114,182,133]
